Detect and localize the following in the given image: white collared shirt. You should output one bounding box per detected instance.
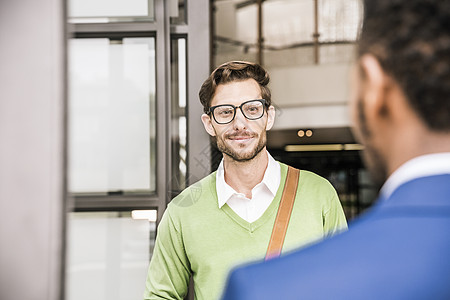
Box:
[380,152,450,199]
[216,151,281,223]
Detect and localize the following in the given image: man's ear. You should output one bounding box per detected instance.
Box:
[359,54,390,118]
[201,113,216,137]
[265,105,275,131]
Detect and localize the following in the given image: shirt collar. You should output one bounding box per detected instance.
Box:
[380,152,450,199]
[216,150,280,208]
[262,152,281,196]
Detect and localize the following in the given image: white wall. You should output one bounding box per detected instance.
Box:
[269,63,353,129]
[270,64,351,106]
[0,0,66,299]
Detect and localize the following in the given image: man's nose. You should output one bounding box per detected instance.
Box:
[232,107,247,129]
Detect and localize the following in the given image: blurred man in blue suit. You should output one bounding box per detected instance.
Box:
[222,0,450,299]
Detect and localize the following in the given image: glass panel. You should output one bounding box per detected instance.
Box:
[262,0,314,66]
[262,43,356,69]
[214,0,315,66]
[213,0,361,67]
[68,0,154,23]
[213,0,257,67]
[319,0,362,42]
[66,211,156,300]
[318,43,356,64]
[214,39,258,68]
[69,37,156,194]
[263,0,314,47]
[170,0,187,25]
[169,37,188,198]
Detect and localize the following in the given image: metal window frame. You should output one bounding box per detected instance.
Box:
[69,0,211,224]
[0,1,210,299]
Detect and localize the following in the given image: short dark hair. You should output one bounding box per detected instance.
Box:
[359,0,450,131]
[199,61,272,114]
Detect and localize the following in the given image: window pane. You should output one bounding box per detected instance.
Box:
[68,0,154,23]
[66,211,156,300]
[214,0,362,67]
[169,37,188,197]
[263,0,314,47]
[319,0,362,42]
[69,37,156,194]
[213,0,257,66]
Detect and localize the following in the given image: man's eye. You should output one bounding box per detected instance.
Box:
[245,105,261,114]
[218,109,233,116]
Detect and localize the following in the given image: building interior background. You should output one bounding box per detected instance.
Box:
[0,0,378,299]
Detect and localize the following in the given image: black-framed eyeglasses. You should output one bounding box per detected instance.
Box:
[209,99,266,125]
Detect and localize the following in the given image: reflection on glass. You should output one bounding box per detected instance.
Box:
[214,40,258,68]
[319,0,362,42]
[68,0,154,23]
[213,0,362,67]
[66,211,156,300]
[169,37,187,198]
[69,37,156,194]
[262,0,314,47]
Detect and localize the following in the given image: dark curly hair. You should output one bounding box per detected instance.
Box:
[198,61,272,114]
[359,0,450,131]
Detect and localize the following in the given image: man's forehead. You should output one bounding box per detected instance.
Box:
[211,79,262,106]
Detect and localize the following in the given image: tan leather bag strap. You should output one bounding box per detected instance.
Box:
[265,166,300,260]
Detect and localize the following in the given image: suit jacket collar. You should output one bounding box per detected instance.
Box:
[381,152,450,199]
[378,174,450,209]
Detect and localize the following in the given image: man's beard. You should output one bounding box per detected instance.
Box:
[215,130,267,162]
[357,99,388,191]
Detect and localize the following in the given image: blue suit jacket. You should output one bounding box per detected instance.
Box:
[222,174,450,300]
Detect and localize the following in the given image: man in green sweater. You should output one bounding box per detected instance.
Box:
[144,61,347,300]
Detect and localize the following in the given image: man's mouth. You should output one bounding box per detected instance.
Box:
[229,136,252,140]
[226,132,256,143]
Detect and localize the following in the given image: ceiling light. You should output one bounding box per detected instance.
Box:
[131,210,157,222]
[284,143,364,152]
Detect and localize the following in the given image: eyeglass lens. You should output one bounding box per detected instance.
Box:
[213,100,264,124]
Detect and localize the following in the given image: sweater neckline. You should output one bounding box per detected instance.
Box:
[217,163,289,233]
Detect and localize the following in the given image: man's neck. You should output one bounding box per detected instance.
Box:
[223,149,269,199]
[385,126,450,178]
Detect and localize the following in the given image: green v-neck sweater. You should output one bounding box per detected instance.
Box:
[144,163,347,300]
